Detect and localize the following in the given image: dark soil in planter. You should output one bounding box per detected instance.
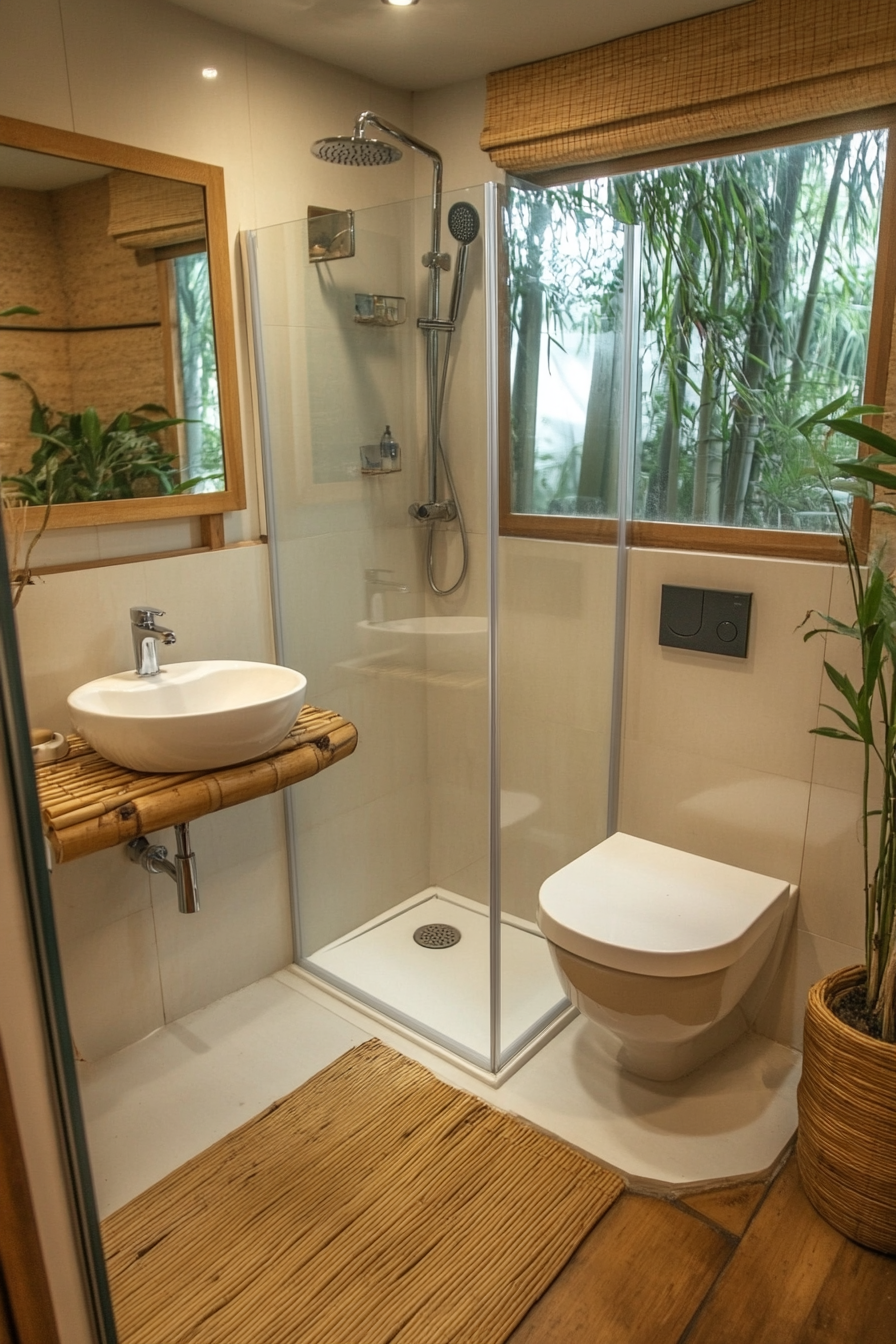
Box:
[831,982,883,1040]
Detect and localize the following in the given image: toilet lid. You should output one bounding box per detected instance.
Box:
[537,832,792,977]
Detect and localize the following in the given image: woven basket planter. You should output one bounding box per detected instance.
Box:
[797,965,896,1254]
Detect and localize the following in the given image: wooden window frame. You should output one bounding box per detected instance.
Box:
[500,107,896,564]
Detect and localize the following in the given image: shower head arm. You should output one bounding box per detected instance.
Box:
[354,111,444,262]
[353,112,440,170]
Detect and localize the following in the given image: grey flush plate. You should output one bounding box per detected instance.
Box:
[659,585,752,658]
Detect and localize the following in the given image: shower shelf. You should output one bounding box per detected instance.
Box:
[354,294,406,326]
[34,705,357,865]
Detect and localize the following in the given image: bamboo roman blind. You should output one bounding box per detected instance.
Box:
[107,170,206,250]
[481,0,896,178]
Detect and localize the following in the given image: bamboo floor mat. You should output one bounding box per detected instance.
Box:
[101,1039,624,1344]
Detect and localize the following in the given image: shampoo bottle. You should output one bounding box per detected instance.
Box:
[379,425,400,473]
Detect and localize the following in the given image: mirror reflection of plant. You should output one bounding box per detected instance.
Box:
[0,373,205,504]
[800,398,896,1042]
[1,487,50,607]
[0,308,48,604]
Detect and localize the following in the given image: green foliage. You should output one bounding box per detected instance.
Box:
[505,180,625,513]
[0,374,204,504]
[506,130,886,528]
[628,133,883,526]
[799,402,896,1041]
[172,252,224,487]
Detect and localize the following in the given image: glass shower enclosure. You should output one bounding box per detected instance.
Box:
[245,182,626,1074]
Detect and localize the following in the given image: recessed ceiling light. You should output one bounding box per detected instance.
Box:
[202,67,218,79]
[381,1,419,7]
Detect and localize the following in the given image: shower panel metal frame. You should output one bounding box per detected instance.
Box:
[485,183,502,1074]
[244,229,305,969]
[606,224,641,837]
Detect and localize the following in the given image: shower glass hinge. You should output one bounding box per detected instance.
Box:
[307,205,355,262]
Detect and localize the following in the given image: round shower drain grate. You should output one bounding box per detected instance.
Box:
[413,923,462,949]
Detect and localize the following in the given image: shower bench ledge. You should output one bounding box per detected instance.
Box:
[34,705,357,865]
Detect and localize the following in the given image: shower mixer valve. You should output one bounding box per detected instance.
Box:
[409,500,457,523]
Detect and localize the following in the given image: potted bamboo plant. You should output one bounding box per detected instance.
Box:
[796,397,896,1253]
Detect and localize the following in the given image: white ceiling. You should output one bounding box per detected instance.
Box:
[169,0,745,92]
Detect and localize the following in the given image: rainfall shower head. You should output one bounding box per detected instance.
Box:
[447,201,480,246]
[312,112,444,288]
[311,135,402,167]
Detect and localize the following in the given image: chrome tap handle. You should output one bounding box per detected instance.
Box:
[130,606,166,627]
[130,606,176,675]
[364,568,409,592]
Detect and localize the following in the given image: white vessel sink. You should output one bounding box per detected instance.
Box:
[67,661,307,773]
[357,615,487,677]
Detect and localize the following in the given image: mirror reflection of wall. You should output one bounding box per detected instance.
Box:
[0,145,224,502]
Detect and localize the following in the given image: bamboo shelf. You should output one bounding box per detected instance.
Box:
[35,705,357,865]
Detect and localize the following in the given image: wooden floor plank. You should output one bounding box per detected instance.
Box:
[683,1155,895,1344]
[793,1238,896,1343]
[679,1181,767,1237]
[506,1193,731,1344]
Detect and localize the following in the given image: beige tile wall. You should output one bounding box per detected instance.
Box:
[0,0,420,1058]
[419,185,491,903]
[415,75,879,1059]
[493,538,870,1056]
[14,544,294,1060]
[619,547,868,1051]
[4,4,870,1072]
[250,197,431,955]
[499,536,618,922]
[1,0,416,565]
[412,78,498,195]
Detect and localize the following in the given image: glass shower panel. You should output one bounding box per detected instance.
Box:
[498,184,628,1061]
[250,187,495,1068]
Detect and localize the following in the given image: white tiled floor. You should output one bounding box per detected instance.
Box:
[78,969,802,1218]
[307,888,567,1062]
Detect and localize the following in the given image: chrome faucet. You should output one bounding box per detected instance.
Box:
[130,606,176,676]
[365,568,409,592]
[364,569,409,624]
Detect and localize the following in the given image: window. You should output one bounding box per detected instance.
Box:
[502,117,895,559]
[160,250,224,494]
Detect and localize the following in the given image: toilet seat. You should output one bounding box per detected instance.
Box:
[537,832,792,977]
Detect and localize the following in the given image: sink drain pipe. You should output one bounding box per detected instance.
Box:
[128,823,200,913]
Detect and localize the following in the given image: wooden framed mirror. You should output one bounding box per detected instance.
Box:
[0,114,245,532]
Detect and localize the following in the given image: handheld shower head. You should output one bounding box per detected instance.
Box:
[448,201,480,246]
[446,202,481,325]
[311,136,402,167]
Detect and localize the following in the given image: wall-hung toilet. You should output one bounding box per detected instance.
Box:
[537,832,797,1081]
